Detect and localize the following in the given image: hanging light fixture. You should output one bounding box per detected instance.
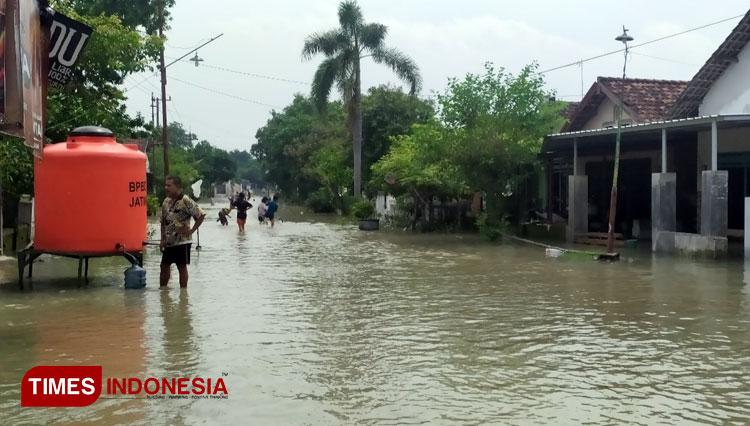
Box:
[615,26,634,43]
[189,52,204,67]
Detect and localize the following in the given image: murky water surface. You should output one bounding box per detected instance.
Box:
[2,205,750,425]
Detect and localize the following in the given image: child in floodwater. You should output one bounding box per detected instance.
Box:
[217,207,230,226]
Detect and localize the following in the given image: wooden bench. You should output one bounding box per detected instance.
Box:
[575,232,625,247]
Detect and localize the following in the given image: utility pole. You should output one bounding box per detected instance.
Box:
[606,26,634,254]
[156,0,221,180]
[155,97,161,134]
[159,1,169,178]
[150,93,156,128]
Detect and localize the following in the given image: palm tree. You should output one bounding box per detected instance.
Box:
[302,0,421,197]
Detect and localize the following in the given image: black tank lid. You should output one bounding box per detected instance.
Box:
[69,126,114,137]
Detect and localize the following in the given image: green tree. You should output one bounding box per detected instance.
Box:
[45,6,163,142]
[60,0,175,34]
[253,95,347,202]
[438,63,565,235]
[370,122,466,206]
[168,122,194,150]
[302,0,421,197]
[191,140,236,190]
[230,150,265,187]
[0,137,34,196]
[361,85,434,191]
[307,137,352,214]
[150,145,198,197]
[2,3,165,203]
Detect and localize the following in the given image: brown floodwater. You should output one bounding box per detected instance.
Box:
[1,204,749,425]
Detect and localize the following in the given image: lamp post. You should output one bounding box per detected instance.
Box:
[606,26,634,254]
[156,1,223,179]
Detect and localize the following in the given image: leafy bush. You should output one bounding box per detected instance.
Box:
[305,188,337,213]
[476,213,508,242]
[147,194,161,216]
[351,199,376,220]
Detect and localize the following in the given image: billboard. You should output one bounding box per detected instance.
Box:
[3,0,43,158]
[19,0,44,158]
[0,2,92,159]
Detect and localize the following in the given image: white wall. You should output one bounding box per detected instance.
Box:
[375,194,397,216]
[582,97,634,130]
[699,43,750,116]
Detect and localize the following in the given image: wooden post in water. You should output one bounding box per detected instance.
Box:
[606,104,622,254]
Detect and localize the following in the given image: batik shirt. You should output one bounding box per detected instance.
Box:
[161,194,205,247]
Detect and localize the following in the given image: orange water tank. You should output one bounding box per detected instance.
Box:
[34,126,148,253]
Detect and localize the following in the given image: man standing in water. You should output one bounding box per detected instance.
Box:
[161,176,206,288]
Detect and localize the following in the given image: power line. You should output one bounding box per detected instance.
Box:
[198,63,309,85]
[631,51,699,67]
[126,72,159,93]
[49,76,158,132]
[172,109,255,142]
[540,13,744,74]
[129,81,152,96]
[169,99,184,125]
[169,76,281,109]
[165,55,309,85]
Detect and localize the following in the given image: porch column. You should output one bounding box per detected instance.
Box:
[566,175,588,242]
[651,127,676,250]
[701,120,727,237]
[711,119,718,171]
[546,159,553,223]
[573,138,578,176]
[701,170,728,237]
[651,173,676,251]
[661,128,667,173]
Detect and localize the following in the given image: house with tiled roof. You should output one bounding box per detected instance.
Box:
[563,77,689,132]
[539,8,750,255]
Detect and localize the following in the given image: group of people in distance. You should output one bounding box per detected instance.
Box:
[217,192,279,231]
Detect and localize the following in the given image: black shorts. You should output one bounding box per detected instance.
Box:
[265,213,275,220]
[161,244,191,266]
[258,215,265,223]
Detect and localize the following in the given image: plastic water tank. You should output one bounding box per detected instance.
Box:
[34,126,148,253]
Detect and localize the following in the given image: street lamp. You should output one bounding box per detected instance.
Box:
[157,30,223,179]
[606,26,633,254]
[189,52,204,67]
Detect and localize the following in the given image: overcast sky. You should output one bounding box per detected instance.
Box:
[122,0,750,152]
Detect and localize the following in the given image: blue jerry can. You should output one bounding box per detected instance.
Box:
[124,264,147,289]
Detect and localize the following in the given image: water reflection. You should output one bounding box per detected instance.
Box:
[159,290,198,374]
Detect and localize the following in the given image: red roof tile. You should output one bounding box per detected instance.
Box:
[563,77,688,132]
[560,102,580,121]
[598,77,689,122]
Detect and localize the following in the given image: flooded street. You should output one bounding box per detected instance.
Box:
[2,204,750,425]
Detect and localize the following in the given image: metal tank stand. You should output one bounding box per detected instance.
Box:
[16,245,143,290]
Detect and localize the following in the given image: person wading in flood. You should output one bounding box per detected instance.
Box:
[161,176,206,288]
[231,192,253,232]
[265,194,279,228]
